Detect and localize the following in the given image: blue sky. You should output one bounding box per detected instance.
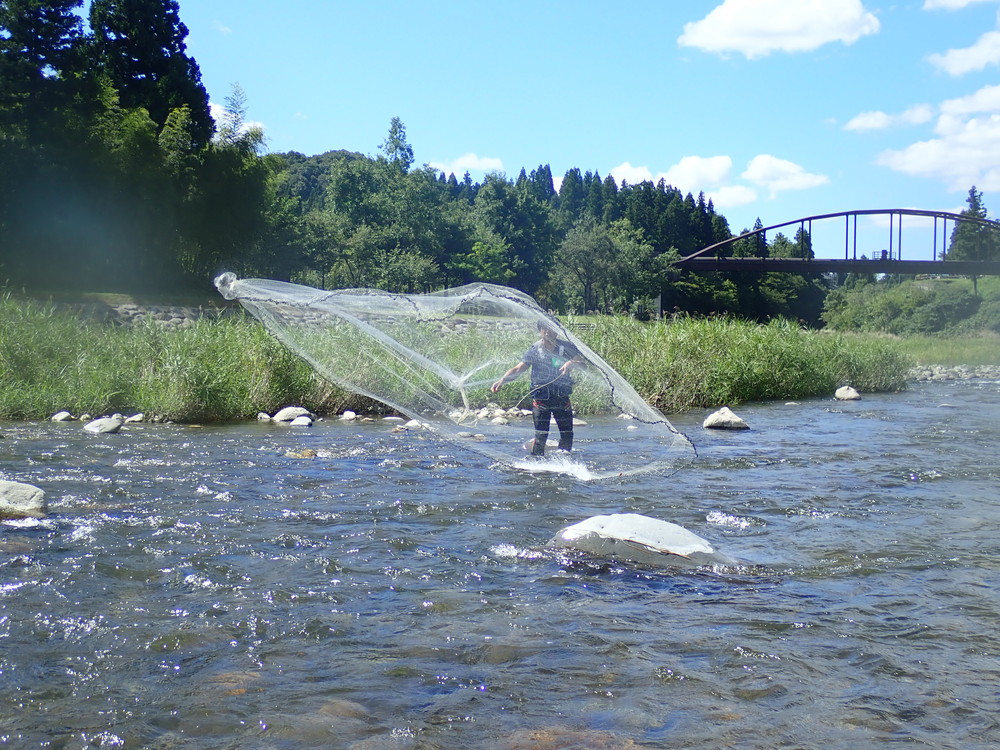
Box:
[173,0,1000,260]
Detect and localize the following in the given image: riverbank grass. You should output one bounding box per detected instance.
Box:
[585,316,911,412]
[0,297,914,421]
[0,297,346,421]
[889,332,1000,367]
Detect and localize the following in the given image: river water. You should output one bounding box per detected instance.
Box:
[2,379,999,749]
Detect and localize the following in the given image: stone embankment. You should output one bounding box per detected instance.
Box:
[909,364,1000,382]
[54,300,238,329]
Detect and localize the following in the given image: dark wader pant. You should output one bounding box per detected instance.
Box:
[532,397,573,455]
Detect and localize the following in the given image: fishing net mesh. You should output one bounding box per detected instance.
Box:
[215,273,694,479]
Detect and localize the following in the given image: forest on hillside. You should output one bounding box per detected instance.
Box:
[2,1,997,331]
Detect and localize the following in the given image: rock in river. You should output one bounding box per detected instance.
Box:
[0,480,47,519]
[703,406,750,430]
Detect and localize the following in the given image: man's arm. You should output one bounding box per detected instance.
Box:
[559,343,584,375]
[491,361,528,392]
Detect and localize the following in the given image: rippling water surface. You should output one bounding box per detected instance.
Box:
[2,380,999,749]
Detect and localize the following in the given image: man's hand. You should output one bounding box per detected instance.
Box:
[559,358,582,375]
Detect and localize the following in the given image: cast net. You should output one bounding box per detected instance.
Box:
[215,273,694,479]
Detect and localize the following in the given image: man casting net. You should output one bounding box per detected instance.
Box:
[215,273,694,479]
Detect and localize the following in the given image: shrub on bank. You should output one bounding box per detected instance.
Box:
[822,276,999,335]
[0,297,913,421]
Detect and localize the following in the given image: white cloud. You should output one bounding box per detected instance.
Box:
[662,155,733,191]
[865,212,939,229]
[940,83,1000,117]
[429,153,503,176]
[209,102,264,135]
[678,0,880,59]
[922,0,996,10]
[742,155,829,196]
[210,102,226,124]
[845,111,893,131]
[844,104,934,131]
[877,113,1000,191]
[928,29,1000,76]
[609,153,820,209]
[707,184,758,208]
[609,156,732,192]
[876,85,1000,191]
[901,105,936,125]
[608,161,659,186]
[214,21,233,34]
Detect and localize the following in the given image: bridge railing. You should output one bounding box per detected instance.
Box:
[677,208,1000,268]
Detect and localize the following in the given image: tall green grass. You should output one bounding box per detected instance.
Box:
[0,297,914,421]
[582,316,912,412]
[0,297,361,421]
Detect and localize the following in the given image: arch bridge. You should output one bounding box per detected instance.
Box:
[674,209,1000,275]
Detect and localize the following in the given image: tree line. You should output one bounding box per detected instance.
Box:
[271,131,828,322]
[2,2,994,330]
[1,0,273,292]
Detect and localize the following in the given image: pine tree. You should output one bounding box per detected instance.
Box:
[89,0,213,147]
[584,170,604,218]
[379,116,414,172]
[752,217,768,258]
[947,186,991,261]
[528,164,555,204]
[793,226,813,259]
[0,0,84,139]
[557,168,585,224]
[0,1,91,287]
[947,186,996,295]
[601,174,621,224]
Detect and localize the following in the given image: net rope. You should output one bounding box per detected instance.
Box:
[215,273,695,479]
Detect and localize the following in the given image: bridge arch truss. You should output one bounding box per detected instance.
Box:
[675,208,1000,275]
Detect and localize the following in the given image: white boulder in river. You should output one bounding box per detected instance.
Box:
[271,406,312,422]
[551,513,733,568]
[83,414,125,434]
[0,480,47,519]
[702,406,749,430]
[835,385,861,401]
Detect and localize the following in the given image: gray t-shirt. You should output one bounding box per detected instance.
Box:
[522,338,580,400]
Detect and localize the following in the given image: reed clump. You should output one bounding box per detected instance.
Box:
[0,296,359,421]
[0,297,913,421]
[582,315,912,412]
